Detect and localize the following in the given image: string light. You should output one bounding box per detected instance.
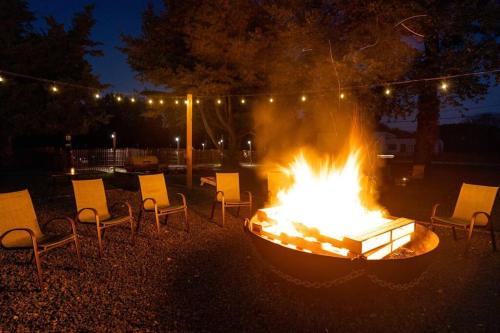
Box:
[217,99,222,104]
[184,99,188,105]
[0,76,4,83]
[159,99,164,105]
[148,99,153,105]
[340,93,345,99]
[440,82,448,91]
[196,99,200,104]
[116,96,122,102]
[384,88,391,96]
[301,95,307,102]
[50,85,59,93]
[94,93,100,99]
[130,97,136,103]
[269,97,274,103]
[175,99,179,105]
[241,98,246,104]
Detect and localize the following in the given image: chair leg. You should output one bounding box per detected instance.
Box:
[130,218,135,243]
[184,208,189,233]
[74,236,83,268]
[97,226,104,257]
[33,249,43,288]
[210,201,217,220]
[236,206,240,217]
[164,214,169,224]
[155,212,161,234]
[465,225,475,254]
[221,203,225,227]
[136,208,143,233]
[489,222,497,251]
[452,227,457,240]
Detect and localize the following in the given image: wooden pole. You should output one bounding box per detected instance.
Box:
[186,94,193,188]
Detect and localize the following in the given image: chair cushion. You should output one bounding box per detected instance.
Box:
[0,190,43,248]
[139,174,170,210]
[432,216,471,227]
[72,179,111,222]
[216,173,241,202]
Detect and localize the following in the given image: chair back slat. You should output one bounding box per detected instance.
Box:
[72,179,110,222]
[216,173,240,202]
[139,174,170,210]
[453,183,499,226]
[0,190,42,247]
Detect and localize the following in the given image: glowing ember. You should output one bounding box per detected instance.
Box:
[253,150,414,259]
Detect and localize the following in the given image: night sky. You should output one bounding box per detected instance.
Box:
[28,1,499,131]
[28,0,164,93]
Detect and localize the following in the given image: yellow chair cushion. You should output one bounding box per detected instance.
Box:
[452,183,499,226]
[0,190,43,248]
[72,179,111,223]
[216,173,241,202]
[139,174,170,210]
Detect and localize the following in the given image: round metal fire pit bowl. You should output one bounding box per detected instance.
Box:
[245,223,439,287]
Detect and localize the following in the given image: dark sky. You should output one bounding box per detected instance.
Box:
[28,1,499,131]
[28,0,164,93]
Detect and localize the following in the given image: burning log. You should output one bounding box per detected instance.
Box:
[251,210,415,259]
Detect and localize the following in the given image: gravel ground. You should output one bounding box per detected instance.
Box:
[1,173,500,332]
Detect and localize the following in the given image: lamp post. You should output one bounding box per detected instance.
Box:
[111,132,116,172]
[202,142,205,151]
[175,136,180,165]
[247,140,252,164]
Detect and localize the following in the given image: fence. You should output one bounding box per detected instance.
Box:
[70,148,256,171]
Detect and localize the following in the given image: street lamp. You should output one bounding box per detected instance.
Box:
[111,132,117,172]
[175,137,180,165]
[202,142,205,151]
[247,140,252,164]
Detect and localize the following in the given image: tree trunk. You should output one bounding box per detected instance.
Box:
[223,96,240,169]
[414,85,440,165]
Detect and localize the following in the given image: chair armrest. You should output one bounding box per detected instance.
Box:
[142,197,158,211]
[43,216,78,237]
[471,211,490,227]
[76,207,100,225]
[431,203,441,218]
[111,201,133,217]
[216,191,224,201]
[0,228,38,249]
[244,191,253,203]
[176,193,187,207]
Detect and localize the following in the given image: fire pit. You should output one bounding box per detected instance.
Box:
[245,150,440,288]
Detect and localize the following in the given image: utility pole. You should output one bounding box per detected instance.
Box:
[186,94,193,188]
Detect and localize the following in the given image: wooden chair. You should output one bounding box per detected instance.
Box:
[72,179,134,257]
[267,171,290,204]
[0,189,81,287]
[431,183,499,252]
[137,173,188,234]
[210,173,252,226]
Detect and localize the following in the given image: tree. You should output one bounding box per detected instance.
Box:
[123,0,416,165]
[0,1,107,163]
[393,1,500,164]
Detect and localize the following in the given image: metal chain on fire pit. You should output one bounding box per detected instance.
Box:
[366,270,429,291]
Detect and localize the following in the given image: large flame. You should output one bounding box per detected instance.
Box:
[263,151,390,242]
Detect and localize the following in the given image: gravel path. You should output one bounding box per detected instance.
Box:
[1,184,500,332]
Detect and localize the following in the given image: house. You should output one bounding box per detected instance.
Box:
[375,132,443,156]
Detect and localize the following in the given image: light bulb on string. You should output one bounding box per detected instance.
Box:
[269,97,274,103]
[184,99,188,105]
[241,98,246,104]
[301,95,307,102]
[440,82,448,91]
[116,96,122,102]
[50,85,59,93]
[159,99,164,105]
[384,88,391,96]
[130,97,136,103]
[0,75,4,83]
[94,93,101,99]
[148,99,154,105]
[340,92,345,99]
[216,99,222,105]
[175,100,179,105]
[195,99,200,104]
